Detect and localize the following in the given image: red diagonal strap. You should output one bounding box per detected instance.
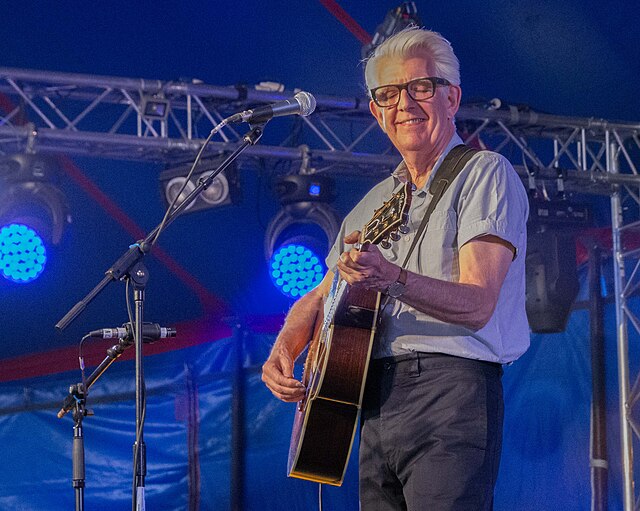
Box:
[318,0,372,45]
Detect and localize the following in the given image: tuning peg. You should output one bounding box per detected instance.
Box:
[398,224,410,234]
[389,232,401,241]
[380,239,391,249]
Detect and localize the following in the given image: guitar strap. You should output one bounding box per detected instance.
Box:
[399,143,479,270]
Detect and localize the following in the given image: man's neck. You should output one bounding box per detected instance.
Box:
[403,130,456,189]
[405,157,438,190]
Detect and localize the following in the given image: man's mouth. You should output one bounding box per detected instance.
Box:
[396,118,425,125]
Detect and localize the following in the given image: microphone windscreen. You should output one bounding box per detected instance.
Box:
[294,91,316,117]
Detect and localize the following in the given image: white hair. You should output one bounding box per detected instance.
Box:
[364,26,461,90]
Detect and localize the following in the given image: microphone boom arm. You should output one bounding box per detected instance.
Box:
[55,123,265,330]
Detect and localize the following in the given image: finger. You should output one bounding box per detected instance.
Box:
[361,243,380,256]
[262,367,306,401]
[337,257,364,277]
[341,260,374,285]
[272,388,307,402]
[270,382,306,402]
[343,230,361,244]
[340,251,367,270]
[262,358,300,386]
[337,260,367,286]
[262,367,297,388]
[350,249,376,265]
[262,369,305,394]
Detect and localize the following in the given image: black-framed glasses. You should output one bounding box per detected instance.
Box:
[369,77,451,108]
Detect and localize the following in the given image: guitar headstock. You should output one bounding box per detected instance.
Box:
[360,182,412,247]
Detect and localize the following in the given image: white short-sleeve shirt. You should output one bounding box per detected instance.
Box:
[326,134,530,364]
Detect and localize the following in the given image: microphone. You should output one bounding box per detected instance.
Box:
[228,91,316,124]
[88,323,177,343]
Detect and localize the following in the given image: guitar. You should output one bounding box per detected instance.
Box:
[287,182,412,486]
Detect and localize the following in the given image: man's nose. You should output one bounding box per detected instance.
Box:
[397,88,414,109]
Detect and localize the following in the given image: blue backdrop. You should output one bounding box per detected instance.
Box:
[0,293,635,510]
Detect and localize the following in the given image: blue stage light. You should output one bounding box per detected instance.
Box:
[0,154,70,283]
[269,243,325,299]
[0,223,48,283]
[264,175,340,300]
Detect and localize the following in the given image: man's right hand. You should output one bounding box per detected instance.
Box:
[262,346,307,403]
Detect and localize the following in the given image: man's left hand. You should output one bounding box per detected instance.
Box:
[336,230,398,292]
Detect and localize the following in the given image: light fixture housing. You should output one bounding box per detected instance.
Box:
[265,175,340,299]
[141,95,170,120]
[362,2,422,60]
[0,154,70,244]
[159,157,240,213]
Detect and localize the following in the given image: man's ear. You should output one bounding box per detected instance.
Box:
[447,84,462,118]
[369,99,386,133]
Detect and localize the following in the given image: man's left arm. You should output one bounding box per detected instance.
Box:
[337,231,513,331]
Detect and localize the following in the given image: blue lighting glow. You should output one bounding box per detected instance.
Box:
[0,223,47,283]
[308,183,321,196]
[269,243,325,299]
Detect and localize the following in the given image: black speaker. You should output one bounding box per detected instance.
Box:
[525,229,580,333]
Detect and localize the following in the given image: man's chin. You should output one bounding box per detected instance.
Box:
[395,140,432,154]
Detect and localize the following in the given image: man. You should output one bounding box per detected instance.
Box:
[262,26,529,510]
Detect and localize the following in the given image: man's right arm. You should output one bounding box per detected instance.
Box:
[261,270,334,402]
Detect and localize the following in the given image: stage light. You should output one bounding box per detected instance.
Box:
[141,95,170,120]
[362,2,422,60]
[0,223,47,283]
[159,157,239,213]
[0,154,70,283]
[265,175,340,299]
[525,199,591,333]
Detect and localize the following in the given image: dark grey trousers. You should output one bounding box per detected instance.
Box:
[359,352,504,511]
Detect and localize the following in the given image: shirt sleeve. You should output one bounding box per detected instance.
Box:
[456,152,529,258]
[325,218,348,271]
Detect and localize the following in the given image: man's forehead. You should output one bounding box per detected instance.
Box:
[372,54,435,84]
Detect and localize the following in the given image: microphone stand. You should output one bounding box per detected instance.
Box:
[131,262,148,511]
[55,122,266,510]
[59,331,141,511]
[71,387,88,511]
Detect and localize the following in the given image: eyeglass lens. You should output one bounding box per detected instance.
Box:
[374,78,436,106]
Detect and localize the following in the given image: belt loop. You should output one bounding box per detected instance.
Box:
[410,351,421,378]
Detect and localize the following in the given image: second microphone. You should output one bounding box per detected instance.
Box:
[88,322,177,343]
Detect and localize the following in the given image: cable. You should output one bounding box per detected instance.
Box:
[151,118,230,247]
[78,334,90,401]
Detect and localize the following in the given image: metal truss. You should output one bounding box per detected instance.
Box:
[2,67,640,508]
[0,67,638,183]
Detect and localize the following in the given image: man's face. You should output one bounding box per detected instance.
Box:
[368,56,461,159]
